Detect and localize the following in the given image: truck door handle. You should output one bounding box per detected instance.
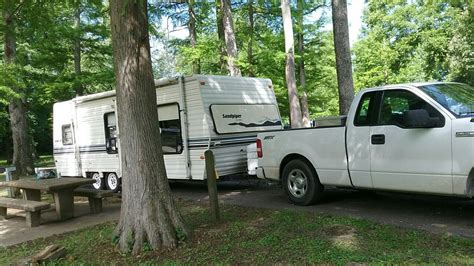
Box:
[371,134,385,145]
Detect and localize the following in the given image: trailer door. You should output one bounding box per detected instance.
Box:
[158,103,188,179]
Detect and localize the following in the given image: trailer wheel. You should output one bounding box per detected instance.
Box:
[106,172,120,192]
[282,159,323,205]
[91,172,104,190]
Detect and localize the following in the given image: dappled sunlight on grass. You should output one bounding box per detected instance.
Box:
[0,202,473,264]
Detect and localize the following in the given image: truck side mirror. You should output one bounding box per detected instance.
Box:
[403,109,440,128]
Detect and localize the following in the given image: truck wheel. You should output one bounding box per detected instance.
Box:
[91,172,104,190]
[282,159,323,205]
[106,172,121,192]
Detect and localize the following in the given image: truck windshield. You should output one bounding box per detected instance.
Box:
[418,83,474,117]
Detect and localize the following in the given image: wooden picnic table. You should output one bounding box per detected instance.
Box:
[0,177,95,220]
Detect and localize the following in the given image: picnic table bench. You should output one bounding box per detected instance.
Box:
[0,177,95,221]
[0,197,50,227]
[73,188,115,214]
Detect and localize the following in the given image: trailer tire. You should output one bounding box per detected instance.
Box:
[105,172,121,192]
[282,159,323,205]
[91,172,104,190]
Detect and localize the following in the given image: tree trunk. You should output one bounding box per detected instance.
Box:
[73,2,84,96]
[281,0,302,128]
[297,0,310,127]
[4,0,34,177]
[247,0,254,77]
[221,0,241,76]
[188,0,200,74]
[331,0,354,115]
[216,0,226,73]
[109,0,187,254]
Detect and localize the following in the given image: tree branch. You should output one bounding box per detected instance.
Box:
[6,0,26,21]
[303,4,328,16]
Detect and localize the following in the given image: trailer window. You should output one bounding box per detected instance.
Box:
[104,112,118,154]
[158,103,183,154]
[62,124,73,145]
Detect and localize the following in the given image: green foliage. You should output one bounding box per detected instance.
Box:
[353,0,473,90]
[166,0,339,119]
[0,0,114,158]
[1,0,472,157]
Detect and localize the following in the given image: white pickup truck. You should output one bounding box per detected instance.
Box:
[256,82,474,205]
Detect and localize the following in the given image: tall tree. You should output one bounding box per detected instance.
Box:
[3,0,34,176]
[73,1,83,96]
[109,0,187,253]
[247,0,255,77]
[331,0,354,115]
[215,0,226,73]
[221,0,241,76]
[297,0,310,127]
[187,0,200,74]
[281,0,302,128]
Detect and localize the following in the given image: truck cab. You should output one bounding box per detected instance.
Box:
[256,82,474,205]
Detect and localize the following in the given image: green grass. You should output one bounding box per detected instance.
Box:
[0,155,54,169]
[1,202,473,265]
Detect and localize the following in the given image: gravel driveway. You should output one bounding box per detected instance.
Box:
[171,180,474,238]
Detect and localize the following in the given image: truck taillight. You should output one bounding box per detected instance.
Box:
[256,138,263,158]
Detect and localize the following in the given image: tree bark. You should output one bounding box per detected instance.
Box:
[281,0,302,128]
[109,0,187,254]
[221,0,241,76]
[247,0,254,77]
[73,2,84,96]
[297,0,310,127]
[188,0,200,74]
[216,0,226,73]
[4,0,34,177]
[331,0,354,115]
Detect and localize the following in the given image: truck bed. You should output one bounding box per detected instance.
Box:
[257,126,352,187]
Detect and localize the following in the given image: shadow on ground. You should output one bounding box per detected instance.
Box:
[170,179,474,238]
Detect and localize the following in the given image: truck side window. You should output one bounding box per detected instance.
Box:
[62,124,73,145]
[158,103,183,154]
[354,92,377,126]
[379,90,444,128]
[104,112,118,154]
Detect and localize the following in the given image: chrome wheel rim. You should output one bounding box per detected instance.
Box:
[107,173,118,190]
[92,173,101,189]
[287,169,307,198]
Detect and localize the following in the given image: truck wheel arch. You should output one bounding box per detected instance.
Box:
[280,154,319,180]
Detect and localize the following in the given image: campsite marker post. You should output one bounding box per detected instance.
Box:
[205,150,220,221]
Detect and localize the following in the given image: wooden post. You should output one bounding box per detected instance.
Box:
[205,150,220,221]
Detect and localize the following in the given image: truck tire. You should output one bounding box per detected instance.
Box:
[282,159,323,205]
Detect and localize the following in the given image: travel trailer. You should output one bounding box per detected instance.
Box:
[53,75,282,191]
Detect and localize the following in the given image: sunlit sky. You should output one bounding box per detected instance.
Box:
[160,0,365,47]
